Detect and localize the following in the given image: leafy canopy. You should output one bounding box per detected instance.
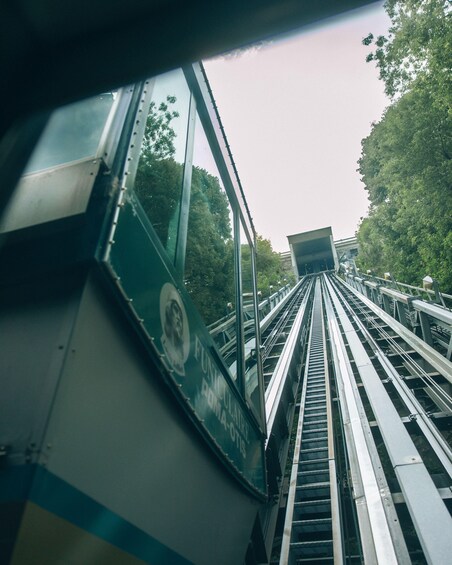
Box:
[357,0,452,293]
[242,235,296,298]
[363,0,451,104]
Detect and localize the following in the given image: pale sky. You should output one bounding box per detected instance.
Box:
[204,2,391,252]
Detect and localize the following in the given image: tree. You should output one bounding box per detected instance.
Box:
[357,1,452,293]
[135,96,183,246]
[184,166,235,325]
[242,236,295,298]
[134,94,295,324]
[363,0,451,105]
[134,95,235,325]
[140,97,179,162]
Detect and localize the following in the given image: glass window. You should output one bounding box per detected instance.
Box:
[184,113,236,354]
[133,69,191,262]
[25,93,116,174]
[240,226,262,421]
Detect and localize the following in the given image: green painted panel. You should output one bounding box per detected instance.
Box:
[104,192,266,497]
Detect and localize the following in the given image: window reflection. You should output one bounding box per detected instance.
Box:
[241,227,261,421]
[185,114,235,330]
[25,93,116,174]
[134,69,190,261]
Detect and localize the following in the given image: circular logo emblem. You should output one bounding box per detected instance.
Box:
[159,283,190,376]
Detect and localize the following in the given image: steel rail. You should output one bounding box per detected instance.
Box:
[337,275,452,383]
[260,280,305,336]
[258,279,314,561]
[279,278,343,564]
[329,275,452,478]
[323,276,402,564]
[265,278,314,444]
[279,298,315,565]
[325,274,452,564]
[261,278,310,363]
[333,277,452,411]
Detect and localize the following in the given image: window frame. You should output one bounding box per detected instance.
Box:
[104,64,265,428]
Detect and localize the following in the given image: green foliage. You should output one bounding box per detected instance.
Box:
[242,236,295,298]
[135,95,183,246]
[363,0,451,104]
[357,3,452,293]
[185,166,234,325]
[135,93,294,325]
[135,157,183,246]
[141,96,179,162]
[135,94,235,325]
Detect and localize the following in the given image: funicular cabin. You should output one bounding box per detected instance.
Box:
[0,64,267,565]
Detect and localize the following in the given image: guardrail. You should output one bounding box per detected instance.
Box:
[343,273,452,360]
[344,272,452,308]
[208,283,293,351]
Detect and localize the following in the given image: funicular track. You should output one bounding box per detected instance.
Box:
[261,278,313,390]
[279,278,342,564]
[270,273,452,565]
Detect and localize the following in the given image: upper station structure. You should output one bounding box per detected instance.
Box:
[287,227,339,277]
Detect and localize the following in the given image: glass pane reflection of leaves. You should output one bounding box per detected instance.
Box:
[134,70,190,262]
[241,230,261,422]
[133,74,238,380]
[185,114,236,373]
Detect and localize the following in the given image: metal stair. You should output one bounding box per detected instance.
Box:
[279,279,342,564]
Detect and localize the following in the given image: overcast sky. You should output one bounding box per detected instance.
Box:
[204,2,391,252]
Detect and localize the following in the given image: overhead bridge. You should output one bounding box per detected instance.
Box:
[254,272,452,565]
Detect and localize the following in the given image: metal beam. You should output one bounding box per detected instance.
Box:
[326,276,452,564]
